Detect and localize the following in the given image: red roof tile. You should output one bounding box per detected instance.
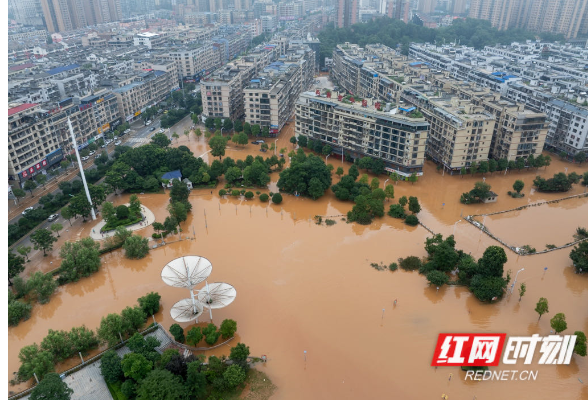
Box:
[8,103,37,116]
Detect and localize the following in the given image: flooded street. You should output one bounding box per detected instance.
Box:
[8,132,588,400]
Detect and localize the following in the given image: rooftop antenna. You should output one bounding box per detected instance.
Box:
[67,118,96,220]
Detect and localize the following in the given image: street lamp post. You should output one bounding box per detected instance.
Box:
[453,220,461,236]
[384,179,389,189]
[274,138,278,155]
[510,268,525,294]
[325,154,330,163]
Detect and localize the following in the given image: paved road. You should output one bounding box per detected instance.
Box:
[8,118,163,225]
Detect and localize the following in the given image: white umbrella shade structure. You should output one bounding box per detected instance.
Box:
[161,256,212,289]
[170,298,204,323]
[198,282,237,309]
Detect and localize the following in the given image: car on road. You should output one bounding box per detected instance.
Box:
[150,127,156,132]
[101,144,107,148]
[113,136,118,140]
[88,151,95,156]
[158,128,164,133]
[47,214,59,222]
[22,207,34,215]
[81,156,90,161]
[114,141,122,146]
[252,140,265,144]
[124,129,131,134]
[146,120,152,126]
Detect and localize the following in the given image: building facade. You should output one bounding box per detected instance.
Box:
[295,92,429,176]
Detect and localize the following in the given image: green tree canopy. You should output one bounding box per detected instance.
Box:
[123,235,150,259]
[59,237,101,283]
[30,372,73,400]
[136,369,190,400]
[550,313,567,334]
[31,229,58,256]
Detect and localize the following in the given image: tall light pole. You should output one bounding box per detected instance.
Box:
[453,220,461,236]
[325,154,330,163]
[384,179,389,189]
[274,138,278,155]
[67,118,96,220]
[510,268,525,294]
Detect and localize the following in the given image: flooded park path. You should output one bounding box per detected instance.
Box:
[8,130,588,399]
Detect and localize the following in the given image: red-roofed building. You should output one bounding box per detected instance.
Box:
[8,63,40,77]
[8,103,37,117]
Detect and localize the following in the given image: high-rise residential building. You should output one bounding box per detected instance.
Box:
[524,0,588,39]
[41,0,123,32]
[386,0,409,23]
[336,0,359,28]
[468,0,518,31]
[468,0,588,38]
[452,0,466,14]
[120,0,156,17]
[418,0,437,14]
[8,0,45,28]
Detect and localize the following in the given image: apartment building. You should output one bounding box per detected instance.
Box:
[7,88,119,183]
[243,45,314,134]
[201,44,280,120]
[134,32,166,49]
[113,70,178,123]
[336,0,359,28]
[295,92,429,176]
[408,42,586,155]
[160,45,220,79]
[8,103,65,182]
[329,42,551,166]
[469,0,588,39]
[401,88,495,170]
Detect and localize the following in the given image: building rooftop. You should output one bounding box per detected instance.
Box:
[8,103,37,116]
[46,64,80,75]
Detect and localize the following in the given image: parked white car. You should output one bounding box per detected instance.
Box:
[114,141,122,146]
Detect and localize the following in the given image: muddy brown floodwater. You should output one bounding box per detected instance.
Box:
[8,135,588,400]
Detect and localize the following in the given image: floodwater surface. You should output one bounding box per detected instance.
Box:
[8,131,588,400]
[482,196,588,250]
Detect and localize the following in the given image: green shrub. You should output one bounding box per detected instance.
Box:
[398,256,422,271]
[169,324,184,343]
[116,205,129,219]
[259,193,269,202]
[325,219,336,226]
[8,299,32,326]
[388,204,406,218]
[231,189,240,196]
[405,214,419,226]
[272,193,283,204]
[389,262,398,271]
[245,191,254,199]
[219,189,227,196]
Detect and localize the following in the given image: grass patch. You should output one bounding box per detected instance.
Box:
[106,381,128,400]
[325,219,336,226]
[102,214,142,232]
[222,369,276,400]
